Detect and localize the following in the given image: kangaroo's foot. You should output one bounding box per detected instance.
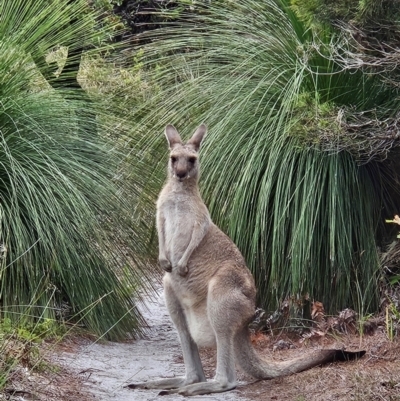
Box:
[158,379,237,396]
[125,375,204,391]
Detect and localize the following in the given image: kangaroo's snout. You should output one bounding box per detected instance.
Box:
[176,169,187,180]
[170,154,196,182]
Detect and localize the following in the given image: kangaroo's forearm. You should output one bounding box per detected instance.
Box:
[178,218,210,265]
[157,214,169,263]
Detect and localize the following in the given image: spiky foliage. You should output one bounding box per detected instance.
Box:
[290,0,400,30]
[0,0,155,339]
[129,0,400,314]
[113,0,204,40]
[291,0,400,97]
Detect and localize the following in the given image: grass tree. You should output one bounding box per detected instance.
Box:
[0,0,157,339]
[130,0,400,316]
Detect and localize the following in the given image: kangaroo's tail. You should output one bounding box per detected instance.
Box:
[233,326,365,379]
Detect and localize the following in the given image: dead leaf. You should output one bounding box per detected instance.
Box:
[386,215,400,225]
[311,301,325,322]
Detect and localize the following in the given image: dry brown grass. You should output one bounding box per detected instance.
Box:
[191,330,400,401]
[0,338,94,401]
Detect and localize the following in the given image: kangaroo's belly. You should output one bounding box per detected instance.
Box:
[175,279,216,348]
[184,305,216,348]
[164,274,216,348]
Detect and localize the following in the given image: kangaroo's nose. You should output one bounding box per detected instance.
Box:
[176,170,187,179]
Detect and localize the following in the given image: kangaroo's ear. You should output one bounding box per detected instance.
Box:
[165,124,182,149]
[187,124,207,151]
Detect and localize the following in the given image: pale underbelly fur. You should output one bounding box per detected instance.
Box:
[184,306,216,348]
[169,282,216,348]
[163,208,192,266]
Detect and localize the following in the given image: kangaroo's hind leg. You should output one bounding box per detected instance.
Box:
[159,277,251,396]
[126,274,206,391]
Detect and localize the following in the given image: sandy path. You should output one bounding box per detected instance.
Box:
[58,287,248,401]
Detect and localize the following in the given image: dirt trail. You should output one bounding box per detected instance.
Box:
[57,288,247,401]
[53,286,400,401]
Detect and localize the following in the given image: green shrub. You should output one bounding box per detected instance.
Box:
[0,0,155,340]
[128,0,400,314]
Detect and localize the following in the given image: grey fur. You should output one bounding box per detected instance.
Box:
[126,124,365,397]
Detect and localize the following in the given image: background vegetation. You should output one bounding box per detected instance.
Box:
[1,0,399,376]
[126,0,400,316]
[0,0,157,343]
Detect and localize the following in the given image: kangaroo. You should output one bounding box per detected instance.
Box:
[127,124,365,396]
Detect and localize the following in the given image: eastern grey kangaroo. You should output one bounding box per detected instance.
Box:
[127,124,364,396]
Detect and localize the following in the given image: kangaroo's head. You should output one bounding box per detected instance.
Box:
[164,124,207,182]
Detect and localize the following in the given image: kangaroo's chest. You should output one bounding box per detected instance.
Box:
[159,196,194,262]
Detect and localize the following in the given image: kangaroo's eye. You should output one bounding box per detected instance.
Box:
[188,157,196,164]
[171,156,177,163]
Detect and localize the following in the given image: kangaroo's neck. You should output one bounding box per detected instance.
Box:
[166,176,202,197]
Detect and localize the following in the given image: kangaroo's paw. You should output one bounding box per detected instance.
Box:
[176,262,188,277]
[159,258,172,272]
